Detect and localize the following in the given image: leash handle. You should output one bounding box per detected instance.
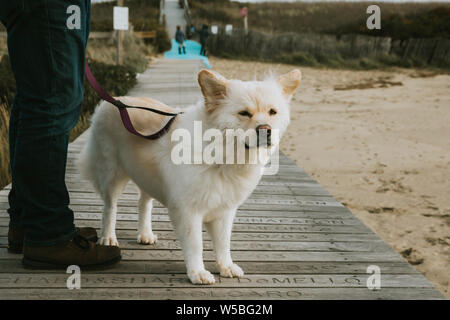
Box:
[84,61,181,140]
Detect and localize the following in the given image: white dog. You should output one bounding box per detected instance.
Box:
[78,69,301,284]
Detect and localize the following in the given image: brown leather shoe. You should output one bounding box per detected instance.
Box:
[22,234,121,270]
[8,227,98,254]
[7,226,24,254]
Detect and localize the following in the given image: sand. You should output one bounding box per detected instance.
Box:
[209,57,450,298]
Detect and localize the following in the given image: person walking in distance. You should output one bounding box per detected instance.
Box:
[175,25,186,55]
[199,24,210,57]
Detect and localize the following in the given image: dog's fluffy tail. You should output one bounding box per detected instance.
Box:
[77,129,100,192]
[77,103,108,194]
[77,101,125,196]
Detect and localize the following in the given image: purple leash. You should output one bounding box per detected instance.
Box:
[84,61,181,140]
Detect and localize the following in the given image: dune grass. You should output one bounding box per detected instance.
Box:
[0,104,10,189]
[190,0,450,39]
[86,34,151,72]
[192,1,449,70]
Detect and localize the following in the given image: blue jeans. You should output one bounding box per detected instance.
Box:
[1,0,91,246]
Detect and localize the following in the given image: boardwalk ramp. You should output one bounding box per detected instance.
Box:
[0,59,444,299]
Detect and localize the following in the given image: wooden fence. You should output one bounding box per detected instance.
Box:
[207,28,450,67]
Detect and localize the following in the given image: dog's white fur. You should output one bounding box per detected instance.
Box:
[78,69,301,284]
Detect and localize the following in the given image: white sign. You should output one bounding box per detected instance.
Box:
[211,25,218,35]
[225,24,233,35]
[113,6,129,30]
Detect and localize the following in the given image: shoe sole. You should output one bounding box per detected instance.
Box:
[8,235,98,255]
[7,245,23,254]
[22,255,121,271]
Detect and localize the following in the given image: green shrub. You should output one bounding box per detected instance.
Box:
[82,59,136,115]
[155,26,172,53]
[0,55,15,109]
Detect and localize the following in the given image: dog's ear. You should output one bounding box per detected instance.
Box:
[198,70,228,111]
[277,69,301,100]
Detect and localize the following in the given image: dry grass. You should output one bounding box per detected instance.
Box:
[0,37,7,57]
[0,104,10,189]
[69,114,90,143]
[90,0,160,31]
[86,33,151,72]
[190,1,449,38]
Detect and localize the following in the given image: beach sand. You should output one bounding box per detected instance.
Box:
[209,57,450,298]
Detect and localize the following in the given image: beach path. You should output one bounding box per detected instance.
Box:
[0,0,445,300]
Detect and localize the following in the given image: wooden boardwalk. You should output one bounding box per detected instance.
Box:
[0,59,444,299]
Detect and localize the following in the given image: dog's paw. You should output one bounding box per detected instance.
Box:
[219,263,244,278]
[99,235,119,246]
[188,269,216,285]
[137,232,158,245]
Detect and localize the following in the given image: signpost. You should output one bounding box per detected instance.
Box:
[225,24,233,36]
[240,6,248,35]
[114,0,128,65]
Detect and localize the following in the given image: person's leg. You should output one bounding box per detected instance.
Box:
[200,43,205,55]
[178,43,182,54]
[7,103,22,230]
[0,2,24,233]
[5,0,89,246]
[5,102,25,253]
[1,1,120,268]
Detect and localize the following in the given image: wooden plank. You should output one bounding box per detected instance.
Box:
[0,195,344,208]
[22,183,328,197]
[0,260,420,275]
[0,248,404,262]
[0,236,391,252]
[0,287,443,300]
[0,207,364,219]
[0,210,361,226]
[88,31,115,39]
[0,273,433,288]
[60,185,298,197]
[0,218,373,234]
[0,227,384,242]
[14,202,350,213]
[62,170,318,181]
[1,201,352,214]
[1,179,330,190]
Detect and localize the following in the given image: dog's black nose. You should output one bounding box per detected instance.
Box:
[256,124,272,146]
[256,124,272,137]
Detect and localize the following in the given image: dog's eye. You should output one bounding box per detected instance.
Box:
[238,110,252,118]
[269,108,277,115]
